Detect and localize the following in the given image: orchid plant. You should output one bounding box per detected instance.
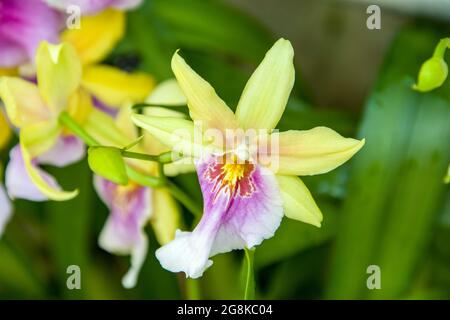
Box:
[0,0,367,298]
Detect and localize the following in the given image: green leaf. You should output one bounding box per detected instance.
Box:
[151,0,272,64]
[45,160,93,299]
[327,27,450,299]
[88,146,128,185]
[255,201,338,269]
[0,240,45,298]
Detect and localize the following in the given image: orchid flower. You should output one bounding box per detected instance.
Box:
[0,110,12,236]
[0,0,61,69]
[90,82,186,288]
[45,0,142,15]
[132,39,365,278]
[61,8,155,109]
[0,41,91,201]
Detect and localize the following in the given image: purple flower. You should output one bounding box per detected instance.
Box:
[0,0,61,68]
[94,176,151,288]
[45,0,142,15]
[5,137,84,201]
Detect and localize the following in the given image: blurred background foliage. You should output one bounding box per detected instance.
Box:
[1,0,449,299]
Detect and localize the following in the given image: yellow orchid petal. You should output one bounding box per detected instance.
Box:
[276,175,322,227]
[67,88,94,126]
[0,77,50,127]
[84,109,130,147]
[151,189,182,245]
[145,79,186,106]
[20,129,78,201]
[0,111,12,150]
[36,42,82,112]
[171,52,239,131]
[235,38,295,130]
[116,104,139,141]
[0,68,17,76]
[62,9,125,66]
[82,64,155,108]
[272,127,365,176]
[142,107,187,154]
[132,113,219,158]
[20,120,60,158]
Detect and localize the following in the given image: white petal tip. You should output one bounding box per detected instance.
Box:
[155,230,213,279]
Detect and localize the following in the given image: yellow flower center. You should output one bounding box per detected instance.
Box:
[221,162,247,187]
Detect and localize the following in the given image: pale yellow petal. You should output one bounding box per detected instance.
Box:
[36,42,82,112]
[142,106,187,155]
[171,52,239,131]
[115,104,138,141]
[151,189,182,245]
[82,64,155,108]
[20,130,78,201]
[0,68,17,76]
[0,111,12,150]
[0,77,50,127]
[20,120,60,158]
[66,88,94,126]
[235,38,295,130]
[84,109,130,147]
[132,113,220,158]
[276,175,322,227]
[61,9,125,66]
[145,79,186,106]
[272,127,365,176]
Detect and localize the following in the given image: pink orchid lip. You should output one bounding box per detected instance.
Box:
[94,176,152,288]
[156,154,283,278]
[204,154,257,201]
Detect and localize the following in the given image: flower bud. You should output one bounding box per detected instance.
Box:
[413,57,448,92]
[88,146,128,185]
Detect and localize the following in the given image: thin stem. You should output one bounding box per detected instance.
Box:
[121,150,175,164]
[59,111,201,217]
[433,38,450,58]
[243,248,255,300]
[121,150,161,162]
[59,111,98,147]
[167,181,202,218]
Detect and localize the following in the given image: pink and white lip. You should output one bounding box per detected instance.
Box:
[156,154,283,278]
[94,176,152,288]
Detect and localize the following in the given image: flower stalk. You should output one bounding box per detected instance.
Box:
[58,111,201,216]
[243,248,255,300]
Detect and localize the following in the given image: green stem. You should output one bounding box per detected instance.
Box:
[59,111,201,217]
[243,248,255,300]
[433,37,450,58]
[185,278,202,300]
[167,181,202,218]
[121,150,174,164]
[58,111,98,147]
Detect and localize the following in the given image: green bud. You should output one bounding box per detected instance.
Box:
[88,147,128,185]
[413,57,448,92]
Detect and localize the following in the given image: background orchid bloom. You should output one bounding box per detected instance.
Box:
[61,8,155,109]
[132,38,365,278]
[0,111,12,237]
[45,0,142,15]
[0,41,88,201]
[89,81,186,288]
[0,0,61,69]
